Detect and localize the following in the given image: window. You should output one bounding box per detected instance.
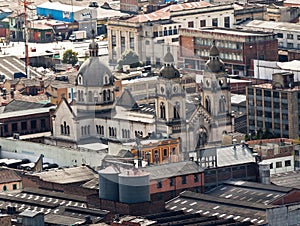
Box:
[287,34,293,39]
[182,175,187,184]
[298,35,300,40]
[224,16,230,28]
[163,149,168,156]
[4,124,8,133]
[21,121,27,130]
[194,174,199,183]
[12,123,18,132]
[270,163,273,169]
[277,33,283,38]
[31,120,36,129]
[285,160,291,167]
[130,37,134,50]
[170,178,174,186]
[112,35,116,47]
[3,185,7,192]
[276,161,282,168]
[212,18,218,27]
[295,150,299,156]
[188,21,194,28]
[145,40,150,45]
[153,31,158,37]
[157,180,162,188]
[200,20,206,27]
[12,184,17,190]
[287,43,294,49]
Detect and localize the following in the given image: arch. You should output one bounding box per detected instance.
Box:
[96,125,99,134]
[78,75,82,85]
[205,96,211,114]
[81,126,84,135]
[103,90,107,102]
[88,91,93,102]
[174,102,180,119]
[107,89,111,101]
[60,124,64,134]
[219,95,226,113]
[196,126,208,148]
[66,125,70,135]
[160,102,166,119]
[3,185,7,192]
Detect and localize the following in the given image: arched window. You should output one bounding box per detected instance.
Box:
[103,90,107,102]
[107,89,111,101]
[96,125,99,134]
[205,96,211,114]
[88,91,93,102]
[3,185,7,192]
[66,125,70,135]
[104,76,108,85]
[174,102,180,119]
[81,126,84,135]
[160,102,166,119]
[63,121,67,134]
[87,125,90,135]
[84,126,87,135]
[219,95,226,113]
[61,124,64,134]
[78,75,82,85]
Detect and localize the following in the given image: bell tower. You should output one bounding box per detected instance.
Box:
[155,47,186,136]
[202,41,232,144]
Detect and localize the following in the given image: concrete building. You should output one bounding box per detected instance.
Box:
[247,72,300,139]
[107,2,235,66]
[179,27,278,76]
[242,20,300,51]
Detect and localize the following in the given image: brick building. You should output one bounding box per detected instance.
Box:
[247,72,300,139]
[179,27,278,76]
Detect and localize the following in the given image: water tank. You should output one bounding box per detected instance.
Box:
[99,166,119,201]
[119,169,150,204]
[259,162,270,184]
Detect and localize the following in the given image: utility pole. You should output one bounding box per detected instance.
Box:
[19,0,32,79]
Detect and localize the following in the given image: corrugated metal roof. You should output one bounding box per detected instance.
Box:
[144,161,203,180]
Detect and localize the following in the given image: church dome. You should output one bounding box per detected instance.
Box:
[76,58,114,87]
[206,41,225,73]
[159,46,180,79]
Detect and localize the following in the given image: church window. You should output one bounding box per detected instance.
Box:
[81,126,84,135]
[103,90,107,102]
[84,126,87,135]
[174,102,180,119]
[104,76,109,85]
[160,102,166,119]
[219,96,226,113]
[61,121,70,136]
[107,89,111,101]
[78,75,82,85]
[88,91,93,102]
[88,125,90,135]
[205,97,211,114]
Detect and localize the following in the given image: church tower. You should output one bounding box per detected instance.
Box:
[155,47,186,136]
[202,41,232,144]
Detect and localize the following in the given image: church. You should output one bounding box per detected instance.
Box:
[51,38,233,157]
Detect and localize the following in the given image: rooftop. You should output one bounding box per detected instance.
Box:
[271,171,300,189]
[244,19,300,32]
[0,168,21,184]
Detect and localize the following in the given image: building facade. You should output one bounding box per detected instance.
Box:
[179,27,278,76]
[247,72,300,139]
[107,2,234,66]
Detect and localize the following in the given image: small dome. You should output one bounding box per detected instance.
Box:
[77,58,114,87]
[209,45,219,57]
[206,42,225,73]
[159,65,180,79]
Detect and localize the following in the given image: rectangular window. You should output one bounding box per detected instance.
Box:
[200,20,206,27]
[276,161,282,168]
[153,31,158,37]
[285,160,291,167]
[130,37,134,50]
[12,123,18,132]
[170,178,174,186]
[157,180,162,188]
[41,119,46,128]
[277,33,283,38]
[188,21,194,28]
[295,150,299,156]
[212,18,218,27]
[112,35,116,47]
[163,149,168,156]
[297,35,300,40]
[224,16,230,28]
[31,120,37,129]
[287,43,294,49]
[270,163,273,169]
[194,174,199,183]
[287,34,293,39]
[21,121,27,130]
[182,175,187,184]
[12,184,17,190]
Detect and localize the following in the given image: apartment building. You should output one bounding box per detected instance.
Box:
[179,27,278,76]
[247,72,300,139]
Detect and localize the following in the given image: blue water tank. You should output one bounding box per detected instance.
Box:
[99,166,119,201]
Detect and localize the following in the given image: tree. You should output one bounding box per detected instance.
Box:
[117,49,142,71]
[62,49,78,66]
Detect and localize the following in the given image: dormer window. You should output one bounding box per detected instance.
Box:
[78,75,83,85]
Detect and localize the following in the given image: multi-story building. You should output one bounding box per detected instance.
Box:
[107,2,235,66]
[242,20,300,51]
[179,27,278,76]
[246,72,300,139]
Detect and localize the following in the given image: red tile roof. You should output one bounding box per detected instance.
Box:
[0,168,21,184]
[127,1,212,23]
